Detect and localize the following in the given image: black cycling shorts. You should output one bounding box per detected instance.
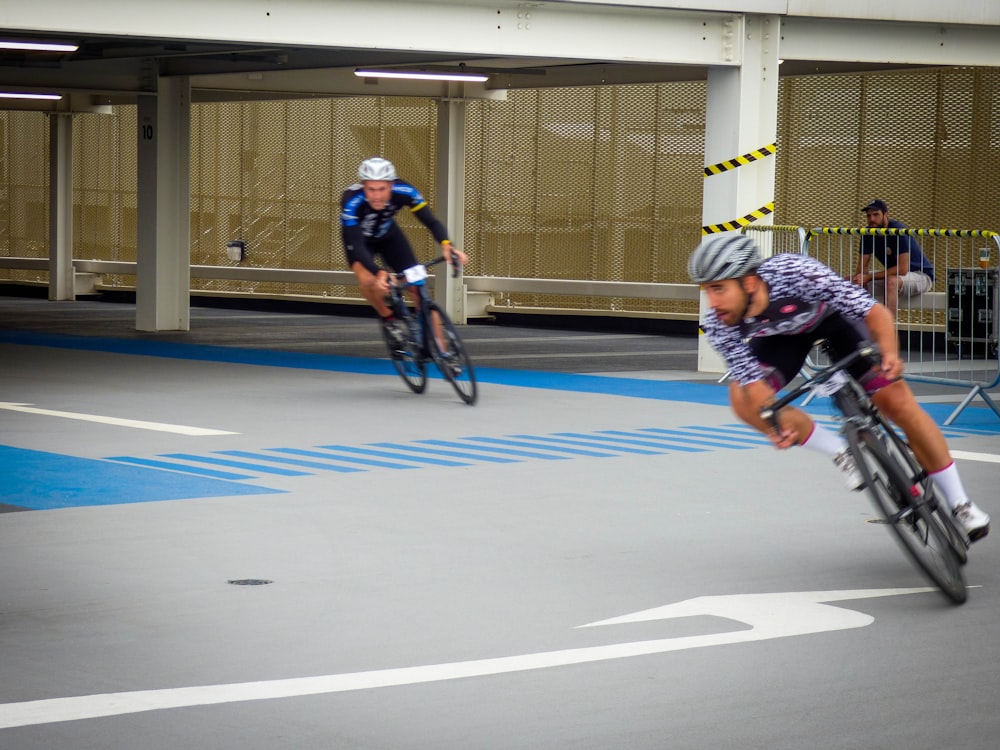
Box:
[750,311,876,391]
[347,223,419,274]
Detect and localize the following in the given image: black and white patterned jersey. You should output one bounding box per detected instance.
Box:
[700,252,876,386]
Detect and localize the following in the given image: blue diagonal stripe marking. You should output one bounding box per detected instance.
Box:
[321,444,471,467]
[699,424,773,442]
[104,456,255,480]
[508,434,664,456]
[269,447,421,470]
[463,436,617,458]
[215,450,364,473]
[371,442,519,464]
[419,439,569,460]
[554,432,707,453]
[608,429,755,450]
[162,453,311,476]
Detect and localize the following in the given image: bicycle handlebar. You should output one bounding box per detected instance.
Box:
[759,343,880,426]
[389,256,462,283]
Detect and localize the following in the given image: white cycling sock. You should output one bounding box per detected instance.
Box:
[928,462,969,511]
[800,422,847,457]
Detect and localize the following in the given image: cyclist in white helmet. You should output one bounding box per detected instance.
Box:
[341,157,467,343]
[689,232,990,541]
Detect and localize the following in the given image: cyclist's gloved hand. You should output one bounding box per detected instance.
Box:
[441,241,468,276]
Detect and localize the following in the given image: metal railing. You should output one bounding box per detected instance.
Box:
[807,227,1000,424]
[3,228,999,424]
[0,256,700,312]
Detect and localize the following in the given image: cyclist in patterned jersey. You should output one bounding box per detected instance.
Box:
[341,157,467,344]
[689,233,990,541]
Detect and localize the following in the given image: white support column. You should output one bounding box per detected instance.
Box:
[136,75,191,332]
[47,114,74,301]
[434,90,468,323]
[698,14,779,373]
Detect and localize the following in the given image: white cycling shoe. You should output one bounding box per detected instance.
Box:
[833,450,865,492]
[952,502,991,542]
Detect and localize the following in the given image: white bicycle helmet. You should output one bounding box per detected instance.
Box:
[358,157,397,182]
[687,233,762,284]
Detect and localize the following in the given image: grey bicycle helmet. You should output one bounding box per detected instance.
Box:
[358,157,397,182]
[687,233,762,283]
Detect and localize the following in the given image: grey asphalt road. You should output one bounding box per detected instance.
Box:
[2,292,999,749]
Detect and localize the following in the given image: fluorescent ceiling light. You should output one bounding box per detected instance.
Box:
[0,92,63,101]
[0,40,78,53]
[354,68,489,83]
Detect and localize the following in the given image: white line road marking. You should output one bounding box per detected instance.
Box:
[0,587,933,729]
[951,450,1000,464]
[0,402,237,436]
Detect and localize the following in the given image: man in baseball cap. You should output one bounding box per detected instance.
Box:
[861,198,889,213]
[848,198,934,317]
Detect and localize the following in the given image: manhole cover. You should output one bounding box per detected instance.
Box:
[227,578,273,586]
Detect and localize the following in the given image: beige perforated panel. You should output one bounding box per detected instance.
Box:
[74,107,138,288]
[775,68,1000,231]
[189,96,440,299]
[464,84,705,315]
[3,68,1000,322]
[0,112,49,284]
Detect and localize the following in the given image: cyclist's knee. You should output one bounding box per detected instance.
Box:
[870,379,916,416]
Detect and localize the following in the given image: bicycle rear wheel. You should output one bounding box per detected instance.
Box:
[425,301,477,405]
[848,427,967,604]
[380,318,427,394]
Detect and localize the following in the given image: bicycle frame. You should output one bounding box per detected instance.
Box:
[383,257,478,405]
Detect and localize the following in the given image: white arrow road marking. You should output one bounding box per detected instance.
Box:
[0,402,236,436]
[0,587,935,730]
[951,450,1000,464]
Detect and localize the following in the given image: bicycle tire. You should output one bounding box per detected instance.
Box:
[380,317,427,394]
[424,300,478,405]
[847,426,967,604]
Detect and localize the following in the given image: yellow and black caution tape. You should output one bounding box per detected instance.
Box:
[703,143,776,177]
[702,202,774,235]
[812,227,998,239]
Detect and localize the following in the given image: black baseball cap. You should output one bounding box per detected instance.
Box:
[862,198,888,213]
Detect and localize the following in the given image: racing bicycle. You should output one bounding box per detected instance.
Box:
[760,343,970,604]
[381,257,477,405]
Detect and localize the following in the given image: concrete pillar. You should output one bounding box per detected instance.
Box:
[136,75,191,331]
[698,14,780,373]
[47,114,74,301]
[434,90,468,322]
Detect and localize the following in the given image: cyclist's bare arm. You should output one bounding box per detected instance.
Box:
[730,379,813,450]
[863,303,904,379]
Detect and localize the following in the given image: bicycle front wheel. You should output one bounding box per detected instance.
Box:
[848,427,967,604]
[380,318,427,394]
[425,301,477,405]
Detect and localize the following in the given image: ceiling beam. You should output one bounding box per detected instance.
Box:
[0,0,738,66]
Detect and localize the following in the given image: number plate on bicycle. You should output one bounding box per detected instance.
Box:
[403,265,428,283]
[811,369,849,397]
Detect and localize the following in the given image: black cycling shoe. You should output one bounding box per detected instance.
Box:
[382,318,408,349]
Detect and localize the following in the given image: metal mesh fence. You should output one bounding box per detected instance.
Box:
[464,83,705,316]
[774,68,1000,231]
[75,106,137,288]
[189,96,440,300]
[2,67,1000,321]
[0,111,49,284]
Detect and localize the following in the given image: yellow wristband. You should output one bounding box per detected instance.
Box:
[441,240,452,247]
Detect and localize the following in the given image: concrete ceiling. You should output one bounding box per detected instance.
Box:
[0,2,988,112]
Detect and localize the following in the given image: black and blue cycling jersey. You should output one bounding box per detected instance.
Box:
[340,180,449,274]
